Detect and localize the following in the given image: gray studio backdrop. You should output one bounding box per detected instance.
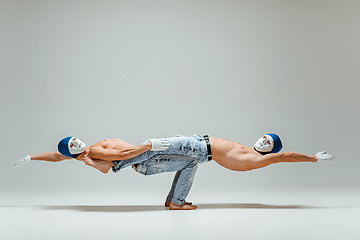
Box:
[1,0,359,200]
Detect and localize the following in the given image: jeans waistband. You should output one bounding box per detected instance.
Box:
[203,135,212,161]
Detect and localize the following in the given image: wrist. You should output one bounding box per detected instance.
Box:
[146,142,152,150]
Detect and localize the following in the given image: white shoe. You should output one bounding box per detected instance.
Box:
[15,155,31,167]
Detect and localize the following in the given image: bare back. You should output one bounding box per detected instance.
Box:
[89,138,136,150]
[72,138,137,161]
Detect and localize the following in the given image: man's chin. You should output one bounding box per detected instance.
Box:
[254,147,270,154]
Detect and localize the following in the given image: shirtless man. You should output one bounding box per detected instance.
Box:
[16,134,334,210]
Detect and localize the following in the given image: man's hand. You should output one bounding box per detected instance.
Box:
[15,155,31,167]
[316,151,335,162]
[149,138,170,151]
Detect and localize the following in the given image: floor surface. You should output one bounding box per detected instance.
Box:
[1,189,359,240]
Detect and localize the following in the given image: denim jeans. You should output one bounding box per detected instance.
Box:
[134,154,199,205]
[112,135,210,205]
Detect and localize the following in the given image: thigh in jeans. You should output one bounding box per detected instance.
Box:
[135,155,197,176]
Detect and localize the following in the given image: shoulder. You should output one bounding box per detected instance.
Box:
[89,145,105,153]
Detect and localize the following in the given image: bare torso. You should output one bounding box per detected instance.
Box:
[74,138,136,162]
[89,138,135,150]
[209,137,261,171]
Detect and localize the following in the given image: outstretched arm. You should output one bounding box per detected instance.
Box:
[15,152,73,167]
[260,151,335,164]
[260,152,318,163]
[30,152,73,162]
[251,151,334,170]
[241,151,319,171]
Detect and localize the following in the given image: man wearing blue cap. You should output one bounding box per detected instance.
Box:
[16,133,334,210]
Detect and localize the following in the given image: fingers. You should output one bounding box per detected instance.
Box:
[324,154,334,160]
[316,151,327,155]
[320,151,334,159]
[14,160,23,167]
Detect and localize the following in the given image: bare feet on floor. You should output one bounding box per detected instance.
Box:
[164,200,197,210]
[165,199,192,207]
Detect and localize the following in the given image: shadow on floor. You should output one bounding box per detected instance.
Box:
[37,203,329,212]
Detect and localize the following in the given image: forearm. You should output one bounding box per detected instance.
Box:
[30,152,70,162]
[259,151,317,164]
[286,152,317,162]
[120,142,152,160]
[267,152,317,163]
[89,142,152,161]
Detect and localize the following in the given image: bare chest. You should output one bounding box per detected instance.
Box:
[210,137,255,158]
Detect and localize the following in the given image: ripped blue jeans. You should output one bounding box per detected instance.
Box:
[112,135,210,205]
[134,154,199,205]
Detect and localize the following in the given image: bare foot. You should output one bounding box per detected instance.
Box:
[83,155,95,167]
[82,156,112,173]
[168,202,197,210]
[165,199,192,207]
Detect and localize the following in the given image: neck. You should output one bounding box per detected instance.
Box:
[253,147,270,155]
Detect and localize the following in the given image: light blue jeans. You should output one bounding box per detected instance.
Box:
[112,135,210,205]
